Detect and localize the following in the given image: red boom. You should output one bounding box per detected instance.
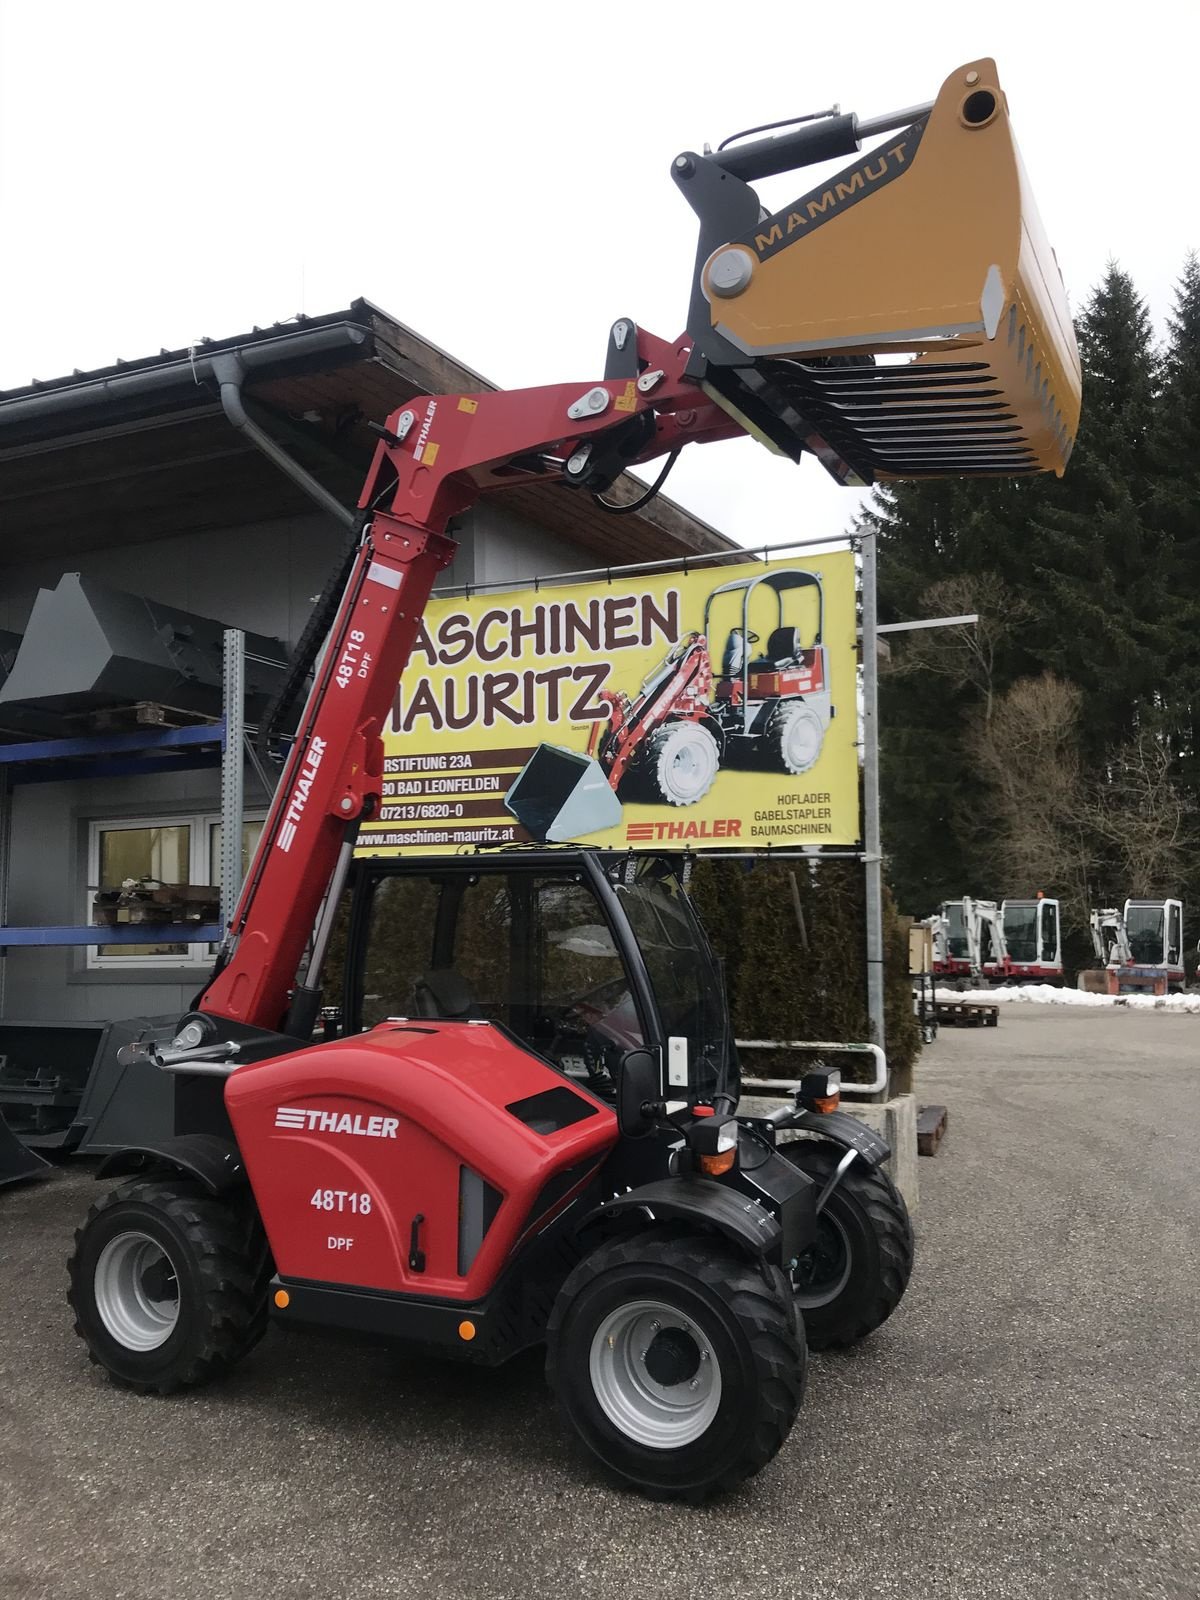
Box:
[198,329,740,1029]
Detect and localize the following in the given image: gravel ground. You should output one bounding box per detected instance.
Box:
[2,1004,1198,1600]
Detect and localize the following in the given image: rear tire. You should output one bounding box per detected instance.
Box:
[640,722,720,806]
[546,1232,804,1501]
[766,701,825,775]
[67,1177,267,1394]
[779,1143,913,1349]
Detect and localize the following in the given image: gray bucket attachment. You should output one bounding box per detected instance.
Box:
[0,573,288,719]
[504,744,623,843]
[0,1113,50,1187]
[0,626,60,738]
[0,1016,177,1158]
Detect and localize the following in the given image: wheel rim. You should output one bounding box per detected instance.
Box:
[589,1298,722,1448]
[660,729,717,803]
[94,1231,180,1351]
[791,1212,852,1309]
[782,708,823,773]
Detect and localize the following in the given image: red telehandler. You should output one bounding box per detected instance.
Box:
[65,59,1080,1499]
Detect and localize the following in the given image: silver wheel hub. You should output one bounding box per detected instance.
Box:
[589,1298,722,1448]
[782,707,823,772]
[792,1211,852,1308]
[660,728,718,803]
[94,1230,180,1352]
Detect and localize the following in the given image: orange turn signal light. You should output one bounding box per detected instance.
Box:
[811,1093,841,1114]
[698,1148,737,1177]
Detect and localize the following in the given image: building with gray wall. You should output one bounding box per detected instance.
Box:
[0,300,734,1025]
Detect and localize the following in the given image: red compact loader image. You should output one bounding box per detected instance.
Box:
[588,568,831,808]
[65,58,1081,1500]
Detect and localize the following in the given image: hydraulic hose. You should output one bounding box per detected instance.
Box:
[254,510,366,765]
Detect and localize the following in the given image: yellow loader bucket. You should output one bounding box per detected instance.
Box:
[676,59,1081,484]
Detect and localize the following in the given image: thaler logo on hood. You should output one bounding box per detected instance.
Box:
[275,1107,398,1138]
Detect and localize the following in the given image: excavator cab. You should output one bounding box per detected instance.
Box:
[1001,897,1062,980]
[1124,898,1184,975]
[675,58,1081,484]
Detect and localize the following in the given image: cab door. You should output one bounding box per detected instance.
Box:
[1038,900,1061,970]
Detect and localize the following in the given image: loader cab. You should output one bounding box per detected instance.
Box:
[703,569,833,776]
[342,849,735,1107]
[705,568,825,729]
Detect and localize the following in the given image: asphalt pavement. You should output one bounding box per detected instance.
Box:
[2,1005,1198,1600]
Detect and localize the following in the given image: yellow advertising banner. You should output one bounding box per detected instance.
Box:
[357,550,860,857]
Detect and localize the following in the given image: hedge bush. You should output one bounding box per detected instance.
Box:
[688,857,920,1092]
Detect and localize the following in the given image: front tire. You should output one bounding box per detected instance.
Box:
[780,1143,913,1349]
[546,1232,804,1501]
[67,1177,268,1394]
[640,721,720,806]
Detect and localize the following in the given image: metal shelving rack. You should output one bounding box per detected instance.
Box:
[0,629,253,956]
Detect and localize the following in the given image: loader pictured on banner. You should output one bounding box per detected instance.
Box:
[579,569,832,814]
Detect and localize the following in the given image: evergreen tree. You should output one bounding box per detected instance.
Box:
[1150,253,1200,788]
[1022,265,1167,760]
[866,263,1172,917]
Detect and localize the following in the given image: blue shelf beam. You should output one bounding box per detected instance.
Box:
[0,923,223,947]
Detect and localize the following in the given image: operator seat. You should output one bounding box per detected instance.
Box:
[751,627,804,670]
[412,967,484,1020]
[722,628,751,675]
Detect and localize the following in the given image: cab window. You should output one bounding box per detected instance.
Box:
[352,869,642,1092]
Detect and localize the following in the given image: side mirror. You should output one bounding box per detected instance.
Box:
[616,1048,660,1138]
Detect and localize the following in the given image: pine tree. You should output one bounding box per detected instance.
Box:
[1150,253,1200,788]
[867,264,1168,915]
[1022,265,1166,761]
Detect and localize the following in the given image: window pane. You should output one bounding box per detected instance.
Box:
[359,876,442,1028]
[209,820,266,889]
[97,824,190,957]
[1003,905,1038,963]
[358,874,513,1031]
[525,877,641,1090]
[99,825,189,887]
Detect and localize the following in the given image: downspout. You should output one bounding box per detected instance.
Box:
[209,352,355,530]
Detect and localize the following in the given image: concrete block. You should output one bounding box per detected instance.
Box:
[739,1091,920,1215]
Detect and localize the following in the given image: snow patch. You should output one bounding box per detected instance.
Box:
[934,984,1200,1014]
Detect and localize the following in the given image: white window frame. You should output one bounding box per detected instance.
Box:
[85,811,266,970]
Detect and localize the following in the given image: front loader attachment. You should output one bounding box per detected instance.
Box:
[676,58,1080,485]
[0,1113,50,1188]
[505,744,622,843]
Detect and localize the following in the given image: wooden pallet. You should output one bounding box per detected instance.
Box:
[917,1103,948,1156]
[935,999,999,1028]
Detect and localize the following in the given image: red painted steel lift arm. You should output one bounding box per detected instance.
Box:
[197,329,740,1029]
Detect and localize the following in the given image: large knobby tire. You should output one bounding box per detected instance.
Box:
[766,702,825,775]
[546,1231,805,1501]
[67,1177,268,1394]
[642,721,720,807]
[779,1142,913,1350]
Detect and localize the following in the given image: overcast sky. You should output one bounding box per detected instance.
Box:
[1,0,1196,549]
